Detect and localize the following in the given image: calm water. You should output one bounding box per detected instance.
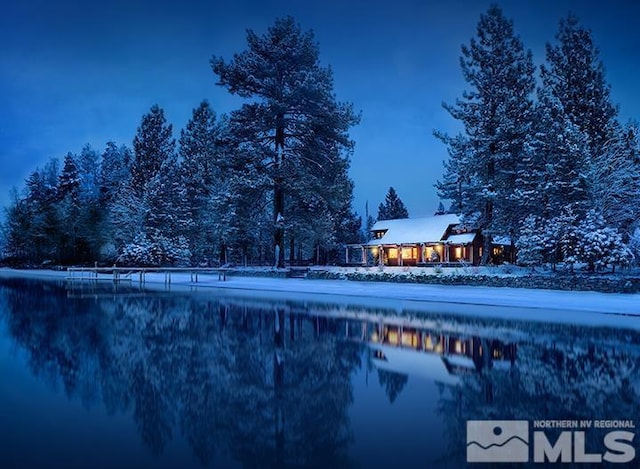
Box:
[0,276,638,469]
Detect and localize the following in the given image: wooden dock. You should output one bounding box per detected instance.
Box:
[66,266,229,284]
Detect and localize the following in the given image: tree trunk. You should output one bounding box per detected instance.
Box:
[481,232,492,265]
[289,235,295,264]
[274,185,285,268]
[274,113,286,268]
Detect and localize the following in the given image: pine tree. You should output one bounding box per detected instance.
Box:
[377,187,409,220]
[589,122,640,237]
[143,155,194,265]
[436,5,535,263]
[131,105,175,197]
[542,14,618,158]
[209,146,270,266]
[553,205,581,271]
[56,153,82,262]
[529,85,590,219]
[21,159,60,262]
[100,141,132,206]
[515,215,545,267]
[75,145,104,261]
[435,133,469,216]
[2,188,31,261]
[58,153,81,202]
[179,101,224,263]
[212,16,359,267]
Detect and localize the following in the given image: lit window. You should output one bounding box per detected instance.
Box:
[402,247,413,259]
[455,247,462,259]
[388,248,398,259]
[425,335,434,350]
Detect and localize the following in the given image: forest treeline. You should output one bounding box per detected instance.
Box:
[437,6,640,270]
[2,18,362,267]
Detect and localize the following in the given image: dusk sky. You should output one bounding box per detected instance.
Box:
[1,0,639,220]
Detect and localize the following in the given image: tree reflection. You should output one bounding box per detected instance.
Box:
[435,321,640,467]
[0,279,361,468]
[377,369,408,404]
[2,278,639,468]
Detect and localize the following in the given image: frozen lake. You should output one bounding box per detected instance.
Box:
[0,276,638,468]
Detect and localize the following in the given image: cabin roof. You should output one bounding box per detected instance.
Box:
[445,233,476,245]
[366,214,460,246]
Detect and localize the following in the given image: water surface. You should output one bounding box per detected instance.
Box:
[0,276,638,468]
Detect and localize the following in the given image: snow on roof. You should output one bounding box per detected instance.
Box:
[367,214,460,246]
[493,235,512,246]
[446,233,476,245]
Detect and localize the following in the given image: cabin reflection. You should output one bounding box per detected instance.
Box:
[344,320,516,385]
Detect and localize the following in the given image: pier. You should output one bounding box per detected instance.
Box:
[66,266,229,285]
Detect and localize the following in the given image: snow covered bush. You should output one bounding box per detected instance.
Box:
[576,210,633,272]
[118,231,192,266]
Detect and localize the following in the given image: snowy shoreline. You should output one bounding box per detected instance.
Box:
[1,268,639,322]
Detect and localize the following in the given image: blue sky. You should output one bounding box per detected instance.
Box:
[1,0,639,219]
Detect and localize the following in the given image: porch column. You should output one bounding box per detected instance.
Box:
[398,244,403,266]
[420,243,425,263]
[444,243,449,262]
[345,245,349,264]
[379,246,383,265]
[362,246,367,265]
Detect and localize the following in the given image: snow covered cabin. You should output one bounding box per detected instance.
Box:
[362,214,483,266]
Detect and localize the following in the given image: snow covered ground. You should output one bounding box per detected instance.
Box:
[1,268,639,330]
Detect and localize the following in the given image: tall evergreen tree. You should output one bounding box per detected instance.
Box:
[528,85,590,219]
[76,145,104,260]
[541,14,618,158]
[131,105,176,197]
[100,141,132,206]
[57,153,81,202]
[435,134,469,216]
[56,153,82,262]
[436,5,535,263]
[23,159,60,262]
[179,101,224,263]
[589,122,640,237]
[211,16,359,268]
[377,187,409,220]
[2,188,30,261]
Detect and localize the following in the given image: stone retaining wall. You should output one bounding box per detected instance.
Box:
[306,270,640,293]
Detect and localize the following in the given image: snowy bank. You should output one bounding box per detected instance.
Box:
[1,268,639,328]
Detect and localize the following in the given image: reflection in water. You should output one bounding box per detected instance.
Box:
[0,277,639,468]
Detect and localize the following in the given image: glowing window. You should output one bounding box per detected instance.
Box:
[388,248,398,259]
[402,247,414,259]
[424,335,434,350]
